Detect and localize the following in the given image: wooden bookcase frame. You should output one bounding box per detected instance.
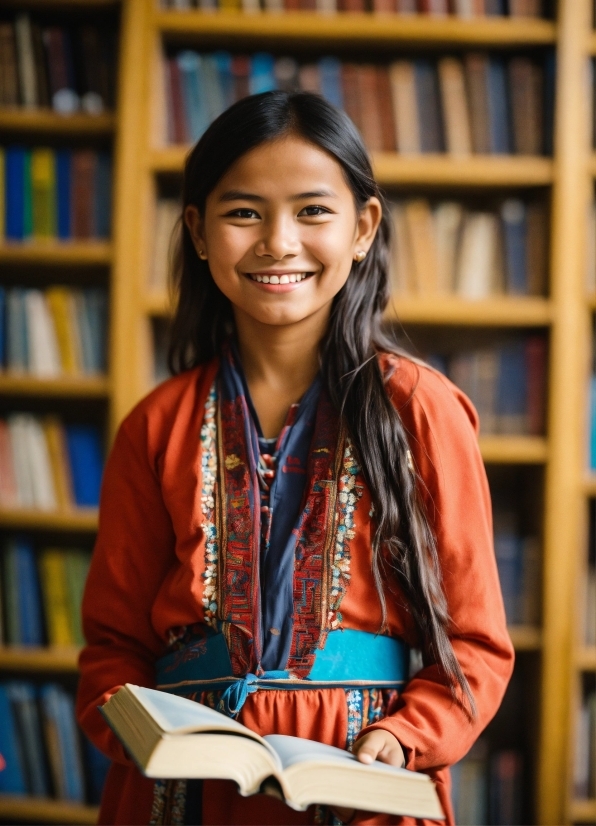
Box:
[1,0,595,823]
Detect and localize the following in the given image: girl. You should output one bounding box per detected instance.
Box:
[76,91,514,826]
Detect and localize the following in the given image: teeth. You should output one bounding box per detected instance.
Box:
[262,275,270,284]
[269,275,280,284]
[249,272,310,283]
[289,274,296,283]
[256,275,263,282]
[279,275,289,284]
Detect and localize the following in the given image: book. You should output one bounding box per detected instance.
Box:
[0,23,19,106]
[0,684,27,794]
[101,684,444,820]
[6,681,51,796]
[40,683,86,802]
[64,424,104,507]
[464,53,491,154]
[414,59,444,153]
[390,61,420,153]
[15,14,37,108]
[501,199,528,295]
[456,212,500,299]
[438,57,472,155]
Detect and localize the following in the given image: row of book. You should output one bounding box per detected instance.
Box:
[0,680,109,804]
[1,538,89,648]
[390,198,548,298]
[451,740,524,825]
[161,0,544,15]
[0,15,116,113]
[429,337,547,436]
[0,415,104,511]
[0,287,108,377]
[494,519,540,626]
[164,49,552,156]
[574,688,596,800]
[1,147,111,241]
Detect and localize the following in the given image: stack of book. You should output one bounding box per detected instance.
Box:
[163,49,553,155]
[0,14,116,114]
[1,147,111,241]
[390,197,548,297]
[574,686,596,800]
[493,509,540,626]
[0,537,90,648]
[0,415,104,510]
[0,679,109,804]
[160,0,544,15]
[0,286,108,377]
[428,336,547,436]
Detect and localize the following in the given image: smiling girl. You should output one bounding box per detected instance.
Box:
[76,92,514,826]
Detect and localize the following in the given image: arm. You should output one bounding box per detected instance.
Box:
[75,412,177,764]
[356,363,515,771]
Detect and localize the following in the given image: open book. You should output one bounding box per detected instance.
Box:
[101,684,444,819]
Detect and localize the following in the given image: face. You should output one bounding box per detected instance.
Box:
[184,134,382,332]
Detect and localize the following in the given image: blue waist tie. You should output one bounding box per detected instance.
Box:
[156,629,409,718]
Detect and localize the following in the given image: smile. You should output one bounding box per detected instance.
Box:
[245,272,313,284]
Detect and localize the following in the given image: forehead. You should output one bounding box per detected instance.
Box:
[211,135,352,201]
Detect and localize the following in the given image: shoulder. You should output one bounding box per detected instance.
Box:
[379,351,479,439]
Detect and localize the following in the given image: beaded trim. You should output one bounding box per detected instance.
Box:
[200,383,219,629]
[328,438,364,631]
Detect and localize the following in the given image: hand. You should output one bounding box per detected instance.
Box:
[331,731,405,823]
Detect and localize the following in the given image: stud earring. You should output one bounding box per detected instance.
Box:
[354,250,366,263]
[198,250,207,260]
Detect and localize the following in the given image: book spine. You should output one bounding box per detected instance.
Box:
[501,199,528,295]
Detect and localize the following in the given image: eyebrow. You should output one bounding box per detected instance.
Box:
[218,189,338,203]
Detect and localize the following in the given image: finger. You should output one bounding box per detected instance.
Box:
[376,740,406,768]
[352,735,382,764]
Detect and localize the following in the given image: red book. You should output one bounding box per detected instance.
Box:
[372,0,396,12]
[341,64,362,133]
[166,57,186,144]
[0,419,18,508]
[525,336,547,436]
[231,55,250,102]
[377,67,397,152]
[72,150,97,239]
[357,65,384,152]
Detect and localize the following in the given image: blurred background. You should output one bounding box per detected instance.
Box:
[0,0,594,824]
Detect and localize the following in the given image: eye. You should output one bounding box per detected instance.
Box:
[226,208,260,219]
[298,205,331,217]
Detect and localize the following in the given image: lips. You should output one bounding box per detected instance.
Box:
[245,272,313,284]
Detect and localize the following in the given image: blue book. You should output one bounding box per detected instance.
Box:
[177,51,210,142]
[213,51,235,111]
[6,682,50,796]
[83,288,108,373]
[56,150,72,239]
[6,289,28,372]
[494,533,523,624]
[319,57,343,110]
[0,684,27,794]
[487,58,511,154]
[414,60,444,154]
[13,537,44,646]
[496,343,527,434]
[0,286,6,369]
[40,685,85,802]
[249,53,276,96]
[65,424,104,507]
[589,375,596,471]
[5,147,26,240]
[83,738,111,804]
[501,199,528,295]
[95,152,112,239]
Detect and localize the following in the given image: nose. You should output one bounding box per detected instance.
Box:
[254,214,301,260]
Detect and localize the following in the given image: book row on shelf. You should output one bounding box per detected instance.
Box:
[150,195,548,298]
[0,679,109,805]
[1,537,90,648]
[163,48,553,156]
[494,526,540,626]
[0,14,117,115]
[0,416,104,511]
[1,148,112,242]
[451,740,525,826]
[161,0,545,17]
[0,286,108,378]
[573,679,596,802]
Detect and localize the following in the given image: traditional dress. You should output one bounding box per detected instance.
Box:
[76,351,514,826]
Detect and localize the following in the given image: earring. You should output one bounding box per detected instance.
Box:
[354,250,366,263]
[198,249,207,260]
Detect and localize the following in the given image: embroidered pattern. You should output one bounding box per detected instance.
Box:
[201,383,219,629]
[328,438,364,631]
[344,688,397,751]
[149,779,187,825]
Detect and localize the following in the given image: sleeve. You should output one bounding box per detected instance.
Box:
[75,412,176,764]
[357,367,515,771]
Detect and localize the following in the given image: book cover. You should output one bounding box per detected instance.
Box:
[456,212,499,299]
[376,67,397,152]
[7,414,36,508]
[414,59,444,153]
[404,199,438,293]
[82,288,108,374]
[438,57,472,156]
[5,147,26,241]
[501,199,528,295]
[14,537,45,645]
[0,684,27,794]
[64,424,104,507]
[464,53,491,154]
[165,55,186,144]
[43,417,75,510]
[508,57,543,155]
[357,65,384,152]
[56,149,72,239]
[31,22,50,108]
[24,289,61,377]
[496,342,528,435]
[25,414,59,510]
[0,23,19,106]
[231,55,250,102]
[390,61,420,154]
[526,201,548,296]
[249,53,276,96]
[525,335,547,436]
[318,57,343,110]
[6,289,28,372]
[95,152,112,239]
[64,550,90,646]
[0,284,5,368]
[434,201,463,293]
[31,148,56,239]
[72,150,96,239]
[40,684,86,802]
[0,418,18,507]
[487,57,511,154]
[6,681,51,796]
[40,549,74,646]
[15,13,38,108]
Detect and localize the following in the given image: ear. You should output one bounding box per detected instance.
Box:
[353,196,383,258]
[184,204,208,260]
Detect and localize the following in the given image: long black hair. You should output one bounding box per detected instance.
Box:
[168,91,475,718]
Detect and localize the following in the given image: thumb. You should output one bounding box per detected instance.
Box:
[352,731,384,764]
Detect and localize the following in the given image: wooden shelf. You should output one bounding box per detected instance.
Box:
[479,435,548,464]
[0,796,98,825]
[0,110,115,135]
[582,475,596,495]
[149,147,553,187]
[0,646,81,672]
[508,625,543,651]
[0,242,112,266]
[576,647,596,671]
[0,375,111,397]
[569,798,596,823]
[0,508,98,531]
[388,295,552,326]
[156,10,556,47]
